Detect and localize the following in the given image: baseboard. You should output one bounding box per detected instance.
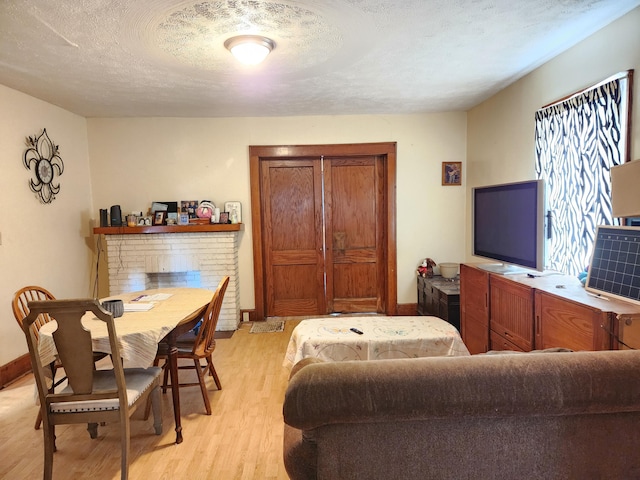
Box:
[240,309,257,322]
[0,353,31,389]
[396,303,418,316]
[245,306,418,319]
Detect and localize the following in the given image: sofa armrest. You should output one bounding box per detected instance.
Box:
[289,357,325,380]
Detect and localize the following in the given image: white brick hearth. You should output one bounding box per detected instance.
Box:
[104,231,240,330]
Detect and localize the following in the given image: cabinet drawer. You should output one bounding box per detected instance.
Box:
[490,329,525,352]
[535,291,610,351]
[490,275,534,350]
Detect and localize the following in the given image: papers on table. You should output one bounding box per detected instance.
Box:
[122,293,174,312]
[123,303,155,312]
[131,293,173,302]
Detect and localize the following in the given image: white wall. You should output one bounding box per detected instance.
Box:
[0,85,93,365]
[466,7,640,262]
[87,113,468,312]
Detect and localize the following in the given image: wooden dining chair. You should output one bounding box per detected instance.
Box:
[13,286,60,430]
[22,299,163,480]
[154,276,229,415]
[13,286,57,341]
[13,285,109,430]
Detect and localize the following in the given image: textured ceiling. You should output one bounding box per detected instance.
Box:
[0,0,638,118]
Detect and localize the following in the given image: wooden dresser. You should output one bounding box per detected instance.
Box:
[460,263,640,354]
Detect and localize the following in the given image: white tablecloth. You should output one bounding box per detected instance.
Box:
[37,288,212,368]
[283,316,470,369]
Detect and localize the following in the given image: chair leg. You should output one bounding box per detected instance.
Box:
[143,392,152,421]
[207,355,222,390]
[161,360,170,394]
[44,423,55,480]
[120,416,131,480]
[87,423,98,439]
[150,385,163,435]
[37,362,57,430]
[34,408,43,430]
[195,359,212,415]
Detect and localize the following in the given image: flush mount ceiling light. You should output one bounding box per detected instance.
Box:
[224,35,275,65]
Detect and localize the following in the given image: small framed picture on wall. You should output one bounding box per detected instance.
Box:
[442,162,462,186]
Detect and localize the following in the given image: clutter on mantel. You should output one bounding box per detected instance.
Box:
[93,223,242,235]
[98,200,243,229]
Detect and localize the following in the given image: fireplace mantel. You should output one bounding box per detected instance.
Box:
[93,223,242,235]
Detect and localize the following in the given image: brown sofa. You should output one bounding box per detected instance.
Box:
[283,350,640,479]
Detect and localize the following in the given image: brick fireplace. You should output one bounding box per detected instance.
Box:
[97,226,241,331]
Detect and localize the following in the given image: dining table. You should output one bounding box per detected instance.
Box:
[37,287,213,444]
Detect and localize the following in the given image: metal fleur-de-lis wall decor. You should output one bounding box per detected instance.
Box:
[23,128,64,204]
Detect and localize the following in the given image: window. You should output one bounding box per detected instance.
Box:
[534,71,633,275]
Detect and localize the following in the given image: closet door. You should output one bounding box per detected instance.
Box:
[260,159,326,316]
[250,143,397,321]
[325,156,385,313]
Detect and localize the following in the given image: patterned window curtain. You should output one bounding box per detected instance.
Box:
[535,73,630,276]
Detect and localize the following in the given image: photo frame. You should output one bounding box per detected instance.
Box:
[166,212,178,225]
[153,211,167,225]
[181,200,199,218]
[442,162,462,186]
[224,201,242,223]
[151,201,169,212]
[219,212,229,224]
[178,212,190,225]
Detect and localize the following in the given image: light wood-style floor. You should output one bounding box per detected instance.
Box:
[0,320,300,480]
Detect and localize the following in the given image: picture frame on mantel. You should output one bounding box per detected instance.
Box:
[153,211,167,225]
[442,162,462,186]
[181,200,199,218]
[224,201,242,223]
[178,212,190,225]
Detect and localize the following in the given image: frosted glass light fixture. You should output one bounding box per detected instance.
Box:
[224,35,275,65]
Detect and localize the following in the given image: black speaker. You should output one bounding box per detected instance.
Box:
[100,209,108,227]
[110,205,122,226]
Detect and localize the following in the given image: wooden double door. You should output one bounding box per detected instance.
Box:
[250,143,397,320]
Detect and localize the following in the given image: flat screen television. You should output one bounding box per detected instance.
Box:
[472,179,547,274]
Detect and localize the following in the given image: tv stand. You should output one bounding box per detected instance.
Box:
[460,263,640,354]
